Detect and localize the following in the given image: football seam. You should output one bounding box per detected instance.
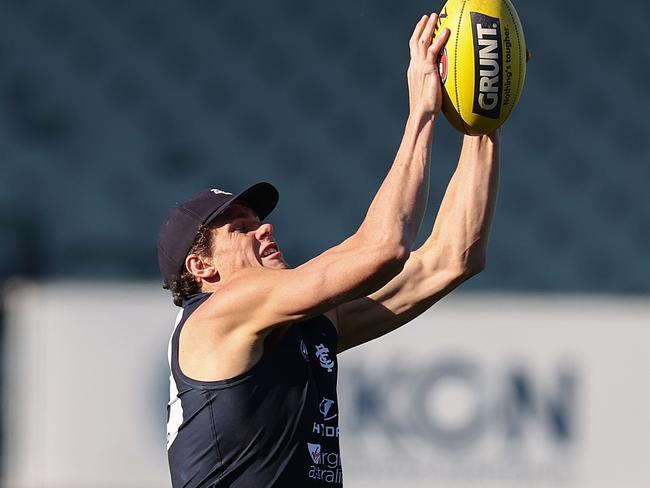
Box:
[454,0,469,134]
[502,0,523,122]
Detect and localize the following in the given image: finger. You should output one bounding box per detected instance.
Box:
[427,27,450,62]
[525,48,531,63]
[486,128,502,143]
[418,13,438,53]
[409,15,429,52]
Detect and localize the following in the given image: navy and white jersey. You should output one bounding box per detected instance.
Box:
[167,293,342,487]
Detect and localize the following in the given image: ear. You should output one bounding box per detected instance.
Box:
[185,253,219,281]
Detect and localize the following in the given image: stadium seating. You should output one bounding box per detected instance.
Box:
[0,0,648,292]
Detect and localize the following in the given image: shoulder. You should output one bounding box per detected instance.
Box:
[196,268,273,315]
[190,267,295,333]
[300,311,339,352]
[324,309,339,335]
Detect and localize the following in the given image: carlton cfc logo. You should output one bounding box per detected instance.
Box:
[315,344,335,373]
[438,47,448,84]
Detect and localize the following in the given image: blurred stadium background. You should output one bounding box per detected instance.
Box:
[0,0,648,487]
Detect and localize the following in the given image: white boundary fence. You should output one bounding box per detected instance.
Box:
[2,283,649,487]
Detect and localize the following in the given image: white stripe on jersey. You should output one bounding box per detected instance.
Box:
[166,308,185,450]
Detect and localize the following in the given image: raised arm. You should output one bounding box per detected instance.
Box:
[335,130,500,352]
[201,15,451,332]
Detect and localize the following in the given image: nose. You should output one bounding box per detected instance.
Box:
[255,223,273,241]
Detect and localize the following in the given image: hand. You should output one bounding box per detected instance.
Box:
[485,127,501,144]
[407,14,450,117]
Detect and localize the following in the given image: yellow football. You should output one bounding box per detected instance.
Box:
[435,0,527,135]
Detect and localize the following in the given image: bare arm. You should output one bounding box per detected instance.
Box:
[202,15,451,332]
[335,130,500,352]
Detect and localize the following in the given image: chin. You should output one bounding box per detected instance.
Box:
[259,251,290,269]
[261,256,289,269]
[269,259,289,270]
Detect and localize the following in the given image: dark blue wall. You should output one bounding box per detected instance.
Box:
[1,0,648,292]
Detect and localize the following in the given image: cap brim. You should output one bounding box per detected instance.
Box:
[204,182,279,225]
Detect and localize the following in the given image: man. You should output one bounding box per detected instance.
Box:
[157,13,499,487]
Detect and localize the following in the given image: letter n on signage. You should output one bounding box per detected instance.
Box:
[503,365,578,443]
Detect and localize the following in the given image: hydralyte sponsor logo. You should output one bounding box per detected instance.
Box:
[319,398,337,421]
[313,423,340,438]
[315,344,335,372]
[313,397,339,438]
[471,12,503,118]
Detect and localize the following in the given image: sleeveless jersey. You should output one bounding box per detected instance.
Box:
[166,293,343,487]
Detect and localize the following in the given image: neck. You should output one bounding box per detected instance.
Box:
[200,280,221,294]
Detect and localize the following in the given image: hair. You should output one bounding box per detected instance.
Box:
[167,222,217,307]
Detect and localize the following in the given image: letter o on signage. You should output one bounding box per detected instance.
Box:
[412,358,485,449]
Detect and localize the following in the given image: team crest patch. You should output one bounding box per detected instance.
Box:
[315,344,334,372]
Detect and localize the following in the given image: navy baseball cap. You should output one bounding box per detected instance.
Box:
[157,182,279,288]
